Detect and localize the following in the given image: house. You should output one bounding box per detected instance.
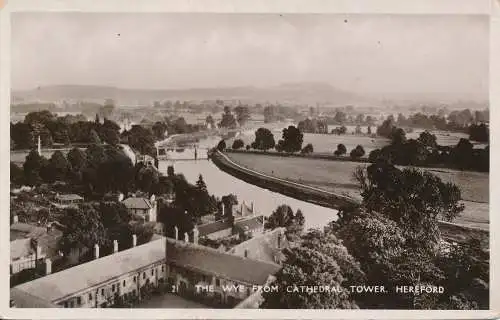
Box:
[10,238,45,274]
[196,201,264,241]
[10,219,64,275]
[228,228,289,264]
[122,195,158,222]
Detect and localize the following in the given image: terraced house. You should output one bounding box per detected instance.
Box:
[11,234,282,308]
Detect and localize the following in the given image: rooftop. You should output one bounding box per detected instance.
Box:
[197,220,232,237]
[10,223,46,241]
[234,216,264,232]
[55,194,83,202]
[122,197,153,210]
[167,238,281,286]
[13,238,166,303]
[228,228,289,264]
[11,238,34,260]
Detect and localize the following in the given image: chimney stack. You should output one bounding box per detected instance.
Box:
[45,258,52,275]
[13,215,18,224]
[193,227,199,245]
[94,244,100,259]
[174,226,179,240]
[184,232,189,243]
[221,204,225,218]
[113,240,119,253]
[132,234,137,247]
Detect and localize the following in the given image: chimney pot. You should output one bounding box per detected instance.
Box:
[94,244,100,259]
[113,240,119,253]
[132,234,137,247]
[45,258,52,275]
[174,226,179,240]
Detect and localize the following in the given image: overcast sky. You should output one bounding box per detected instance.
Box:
[11,13,489,101]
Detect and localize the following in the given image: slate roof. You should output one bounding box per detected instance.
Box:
[197,220,232,237]
[55,194,83,202]
[228,228,289,264]
[11,238,34,260]
[122,197,152,210]
[234,216,264,232]
[10,288,58,308]
[10,223,46,240]
[13,238,166,303]
[166,238,281,285]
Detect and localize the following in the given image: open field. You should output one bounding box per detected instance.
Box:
[226,153,489,229]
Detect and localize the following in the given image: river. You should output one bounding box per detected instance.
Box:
[158,159,338,230]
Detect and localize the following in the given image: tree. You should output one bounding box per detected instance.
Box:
[100,119,121,145]
[301,143,314,154]
[136,166,160,194]
[417,131,438,149]
[59,203,108,257]
[280,126,303,153]
[355,114,364,124]
[367,126,372,135]
[221,194,238,220]
[126,125,156,156]
[252,128,276,151]
[152,122,168,140]
[350,145,365,159]
[469,123,489,142]
[260,230,359,309]
[334,111,347,124]
[219,106,237,129]
[46,150,70,182]
[355,125,362,135]
[205,115,215,128]
[353,162,464,251]
[11,162,24,186]
[11,122,35,150]
[67,148,87,172]
[167,165,175,177]
[216,140,226,152]
[389,128,406,145]
[90,129,102,145]
[334,144,347,156]
[232,139,244,150]
[234,106,251,126]
[265,205,305,240]
[376,118,395,138]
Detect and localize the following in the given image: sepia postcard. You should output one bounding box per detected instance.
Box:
[1,0,499,319]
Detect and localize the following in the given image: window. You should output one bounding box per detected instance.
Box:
[88,293,92,301]
[76,297,81,305]
[161,266,165,272]
[215,279,220,287]
[133,276,137,283]
[123,280,126,287]
[143,272,146,279]
[70,301,74,308]
[64,301,68,308]
[101,288,104,296]
[112,284,115,292]
[133,290,137,296]
[151,269,154,276]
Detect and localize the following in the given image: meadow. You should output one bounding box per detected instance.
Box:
[226,153,489,229]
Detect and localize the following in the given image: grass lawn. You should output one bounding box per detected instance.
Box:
[226,153,489,229]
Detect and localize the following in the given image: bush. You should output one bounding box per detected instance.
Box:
[246,145,251,150]
[334,144,347,156]
[232,139,244,150]
[301,143,314,154]
[350,145,365,158]
[216,140,226,152]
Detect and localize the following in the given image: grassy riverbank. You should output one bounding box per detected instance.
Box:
[215,151,488,245]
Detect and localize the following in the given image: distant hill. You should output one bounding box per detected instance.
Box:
[11,83,372,107]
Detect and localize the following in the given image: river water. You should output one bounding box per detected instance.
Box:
[158,159,338,230]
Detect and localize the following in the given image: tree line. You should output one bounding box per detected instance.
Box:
[261,161,488,309]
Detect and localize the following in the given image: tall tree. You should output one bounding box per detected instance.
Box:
[252,128,276,151]
[23,150,46,186]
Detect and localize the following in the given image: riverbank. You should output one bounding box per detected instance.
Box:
[211,151,489,246]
